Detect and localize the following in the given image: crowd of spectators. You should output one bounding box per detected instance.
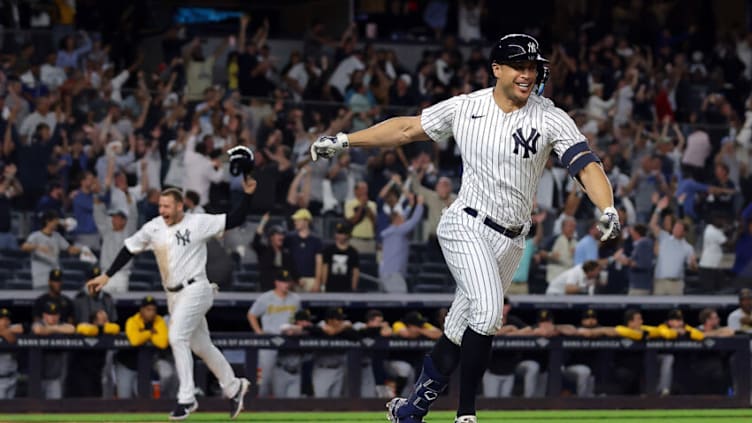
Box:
[1,0,752,405]
[0,3,749,298]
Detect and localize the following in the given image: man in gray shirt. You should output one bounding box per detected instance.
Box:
[624,155,670,223]
[247,269,301,397]
[379,196,424,293]
[650,197,697,295]
[0,308,23,399]
[21,211,81,289]
[409,164,456,243]
[93,195,138,293]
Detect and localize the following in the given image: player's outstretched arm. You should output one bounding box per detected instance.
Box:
[348,116,429,147]
[86,246,135,293]
[225,177,257,230]
[577,162,619,241]
[310,116,429,160]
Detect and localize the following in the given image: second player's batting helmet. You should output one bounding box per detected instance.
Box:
[490,33,550,94]
[228,145,255,177]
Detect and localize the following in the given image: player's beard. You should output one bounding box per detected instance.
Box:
[162,212,179,226]
[501,81,530,108]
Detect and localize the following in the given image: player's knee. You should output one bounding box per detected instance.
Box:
[190,343,209,357]
[469,309,503,336]
[168,328,190,345]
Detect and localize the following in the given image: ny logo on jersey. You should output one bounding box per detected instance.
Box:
[175,229,191,246]
[512,127,540,159]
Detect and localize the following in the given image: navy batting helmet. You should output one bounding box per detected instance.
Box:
[228,145,255,177]
[490,34,550,94]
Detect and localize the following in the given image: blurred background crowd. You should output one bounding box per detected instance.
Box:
[0,0,752,402]
[0,0,750,297]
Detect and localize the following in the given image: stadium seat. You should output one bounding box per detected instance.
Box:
[408,249,421,264]
[61,269,86,291]
[236,270,258,280]
[232,270,259,291]
[357,274,382,292]
[13,269,31,282]
[359,261,378,278]
[528,261,548,294]
[232,279,258,292]
[359,252,377,264]
[420,262,449,274]
[135,251,157,261]
[422,248,445,262]
[409,241,427,251]
[129,281,152,291]
[0,249,29,260]
[134,253,159,273]
[6,278,31,290]
[0,258,21,272]
[130,270,155,285]
[60,258,92,273]
[412,283,446,293]
[241,262,258,272]
[135,261,159,274]
[410,272,449,293]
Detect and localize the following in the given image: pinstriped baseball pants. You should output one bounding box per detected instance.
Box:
[167,280,241,404]
[437,206,525,345]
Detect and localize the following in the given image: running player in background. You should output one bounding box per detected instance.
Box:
[86,173,257,421]
[310,34,620,423]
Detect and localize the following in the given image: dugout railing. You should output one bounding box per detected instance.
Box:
[0,334,749,411]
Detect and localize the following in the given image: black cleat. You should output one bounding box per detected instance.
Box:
[169,401,198,421]
[229,378,251,419]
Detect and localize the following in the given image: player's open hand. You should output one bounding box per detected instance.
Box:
[310,133,349,161]
[86,274,109,294]
[598,206,621,241]
[242,177,257,195]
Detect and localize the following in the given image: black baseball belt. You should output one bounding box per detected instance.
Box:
[463,207,523,239]
[166,278,198,293]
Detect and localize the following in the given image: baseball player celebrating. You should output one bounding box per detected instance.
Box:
[310,34,620,423]
[87,146,258,421]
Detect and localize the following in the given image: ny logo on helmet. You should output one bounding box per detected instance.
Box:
[512,128,540,159]
[528,42,537,53]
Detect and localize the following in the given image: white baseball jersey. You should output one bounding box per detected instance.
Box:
[424,88,591,343]
[545,264,591,295]
[124,213,225,288]
[421,87,586,227]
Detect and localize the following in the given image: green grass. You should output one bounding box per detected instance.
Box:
[2,410,752,423]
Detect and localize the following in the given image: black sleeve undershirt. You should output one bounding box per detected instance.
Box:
[225,193,254,230]
[105,247,134,277]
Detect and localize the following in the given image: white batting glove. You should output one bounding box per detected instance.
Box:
[598,206,621,241]
[310,132,349,161]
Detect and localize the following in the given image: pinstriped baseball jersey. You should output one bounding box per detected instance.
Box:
[421,87,586,227]
[124,213,225,288]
